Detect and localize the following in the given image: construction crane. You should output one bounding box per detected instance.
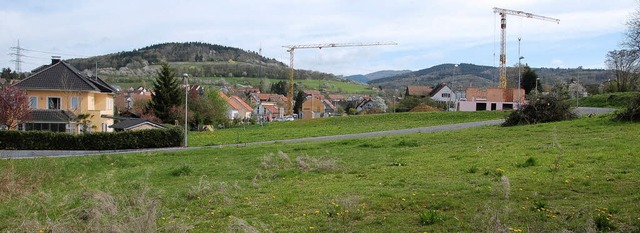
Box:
[282,41,397,115]
[493,7,559,88]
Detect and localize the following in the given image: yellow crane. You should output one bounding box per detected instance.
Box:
[282,42,397,115]
[493,7,559,88]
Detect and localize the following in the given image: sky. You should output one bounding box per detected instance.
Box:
[0,0,637,76]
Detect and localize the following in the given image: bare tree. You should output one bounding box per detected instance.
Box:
[605,49,639,92]
[0,86,31,130]
[625,3,640,52]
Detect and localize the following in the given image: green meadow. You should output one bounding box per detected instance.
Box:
[189,111,508,146]
[1,113,639,232]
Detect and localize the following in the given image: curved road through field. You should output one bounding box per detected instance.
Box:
[1,107,615,159]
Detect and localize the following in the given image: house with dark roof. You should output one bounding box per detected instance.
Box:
[13,56,117,133]
[429,83,456,102]
[109,118,165,131]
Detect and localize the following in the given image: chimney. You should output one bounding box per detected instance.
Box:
[51,56,61,64]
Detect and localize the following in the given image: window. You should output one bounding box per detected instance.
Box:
[70,96,79,110]
[441,93,451,98]
[106,97,113,110]
[48,97,61,109]
[29,96,38,109]
[24,123,67,132]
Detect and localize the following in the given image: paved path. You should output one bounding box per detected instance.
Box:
[1,119,505,159]
[0,107,615,159]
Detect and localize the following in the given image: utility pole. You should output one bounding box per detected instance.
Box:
[282,41,397,115]
[9,40,24,73]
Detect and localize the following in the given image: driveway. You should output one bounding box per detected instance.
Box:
[0,107,616,159]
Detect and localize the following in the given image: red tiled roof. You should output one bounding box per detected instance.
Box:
[264,104,279,114]
[406,86,433,97]
[328,94,346,101]
[323,99,336,110]
[256,93,271,101]
[231,96,253,112]
[219,92,242,110]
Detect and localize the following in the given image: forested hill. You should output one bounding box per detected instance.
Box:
[369,63,613,90]
[67,42,284,70]
[65,42,338,81]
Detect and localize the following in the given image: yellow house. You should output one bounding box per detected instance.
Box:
[13,57,116,133]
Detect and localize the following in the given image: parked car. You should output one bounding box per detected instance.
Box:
[283,116,295,121]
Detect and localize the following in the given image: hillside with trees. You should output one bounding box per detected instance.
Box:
[369,63,613,91]
[66,42,339,81]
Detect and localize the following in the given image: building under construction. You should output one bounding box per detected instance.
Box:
[456,7,557,112]
[457,87,524,111]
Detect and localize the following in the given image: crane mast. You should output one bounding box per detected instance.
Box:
[282,41,397,115]
[493,7,559,88]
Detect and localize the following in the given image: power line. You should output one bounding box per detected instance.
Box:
[9,40,24,73]
[20,47,89,58]
[7,41,93,73]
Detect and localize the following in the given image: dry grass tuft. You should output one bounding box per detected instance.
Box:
[76,190,118,222]
[227,216,260,233]
[0,161,51,200]
[296,156,338,172]
[186,176,212,200]
[500,176,511,200]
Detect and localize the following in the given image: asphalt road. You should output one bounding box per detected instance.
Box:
[0,107,615,159]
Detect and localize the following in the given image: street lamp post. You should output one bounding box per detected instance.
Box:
[392,96,396,113]
[183,73,189,147]
[517,37,523,109]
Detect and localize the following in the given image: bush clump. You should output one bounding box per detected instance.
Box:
[502,95,576,126]
[613,93,640,122]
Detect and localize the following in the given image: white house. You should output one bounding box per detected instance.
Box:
[430,83,457,102]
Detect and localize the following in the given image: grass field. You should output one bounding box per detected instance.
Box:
[189,111,508,146]
[1,114,639,232]
[577,92,639,108]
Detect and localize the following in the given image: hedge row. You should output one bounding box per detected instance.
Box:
[0,127,183,150]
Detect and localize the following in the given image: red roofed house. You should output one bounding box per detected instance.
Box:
[230,95,253,119]
[219,92,253,120]
[405,85,433,98]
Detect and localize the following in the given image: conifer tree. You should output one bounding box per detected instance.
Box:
[149,63,183,123]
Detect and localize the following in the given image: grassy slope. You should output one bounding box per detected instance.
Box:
[1,115,640,232]
[577,92,639,108]
[189,111,508,146]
